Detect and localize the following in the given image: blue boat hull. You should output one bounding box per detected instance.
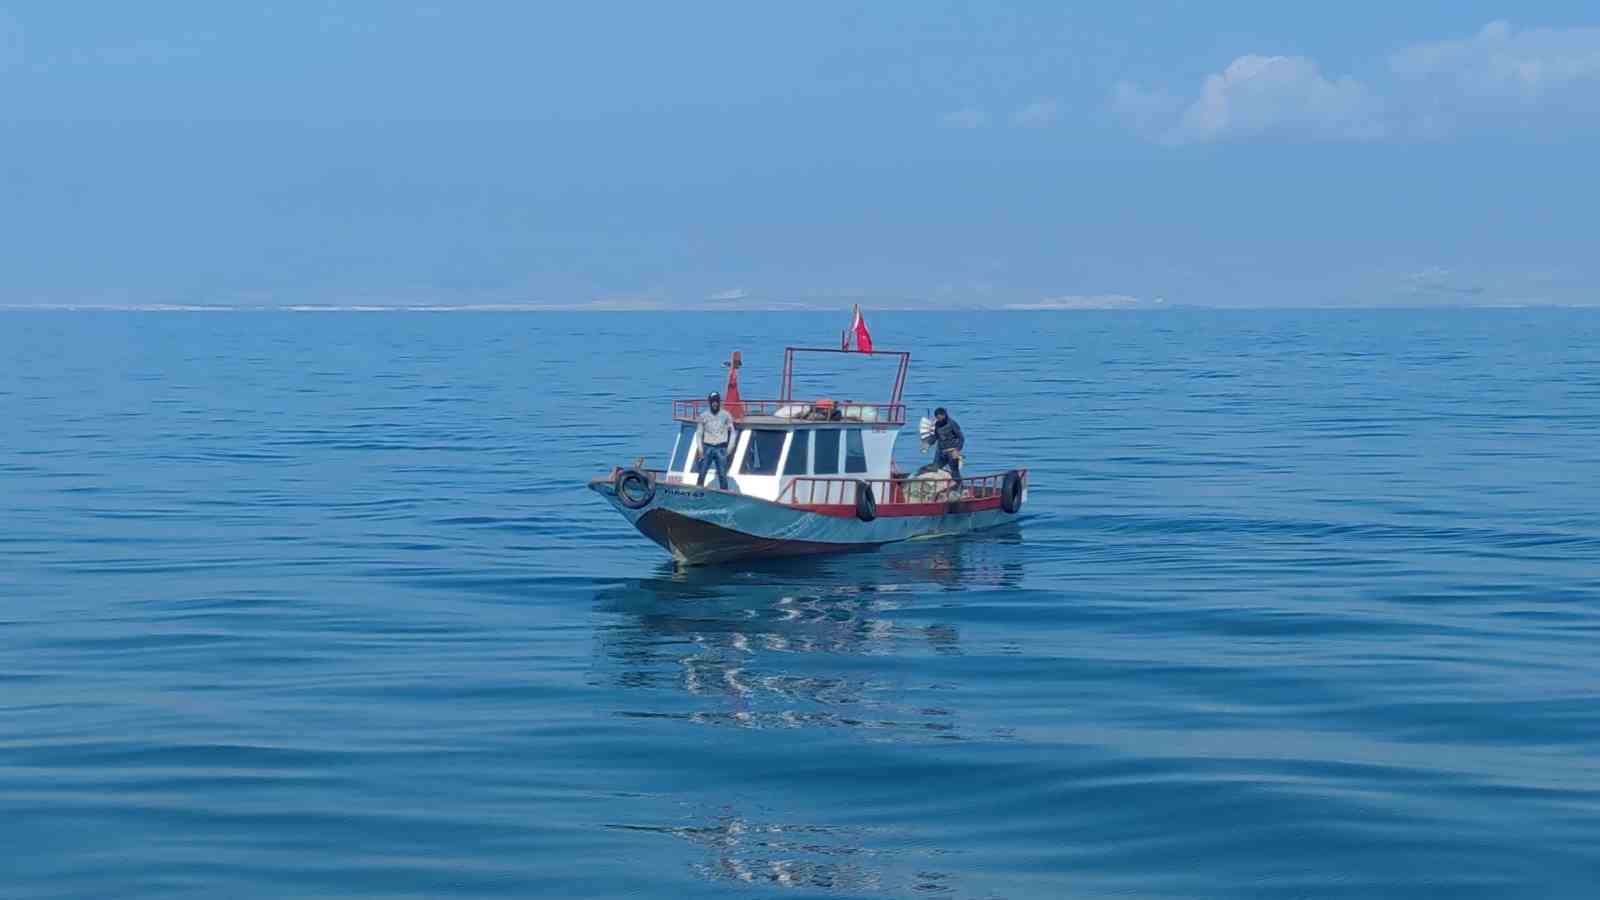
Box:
[587,478,1018,566]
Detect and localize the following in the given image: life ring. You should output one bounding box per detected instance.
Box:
[854,480,878,522]
[615,467,656,510]
[1000,470,1024,514]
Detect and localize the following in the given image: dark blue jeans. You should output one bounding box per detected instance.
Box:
[935,449,962,481]
[698,443,731,489]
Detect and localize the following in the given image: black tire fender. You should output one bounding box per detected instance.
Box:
[615,467,656,510]
[854,480,878,522]
[1000,470,1024,514]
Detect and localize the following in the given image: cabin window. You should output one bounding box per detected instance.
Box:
[783,430,811,476]
[740,429,787,476]
[813,430,840,475]
[845,429,868,473]
[668,423,695,473]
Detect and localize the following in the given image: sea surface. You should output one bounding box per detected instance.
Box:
[3,309,1599,899]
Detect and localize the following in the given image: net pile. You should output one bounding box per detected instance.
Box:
[901,469,954,502]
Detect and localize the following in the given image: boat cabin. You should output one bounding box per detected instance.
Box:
[662,414,901,501]
[662,348,910,504]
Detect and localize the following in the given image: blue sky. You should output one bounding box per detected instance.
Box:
[2,1,1597,307]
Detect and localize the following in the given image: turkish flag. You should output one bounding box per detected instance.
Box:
[722,351,745,418]
[850,305,874,353]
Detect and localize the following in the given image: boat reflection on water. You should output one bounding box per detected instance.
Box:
[593,527,1025,723]
[591,531,1022,893]
[607,818,895,893]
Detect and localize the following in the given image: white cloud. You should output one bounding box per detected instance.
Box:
[1393,20,1600,93]
[708,288,747,302]
[1169,55,1381,144]
[1117,21,1600,144]
[939,107,988,129]
[1013,99,1061,128]
[1389,21,1600,137]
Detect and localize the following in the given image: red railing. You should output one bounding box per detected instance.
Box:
[777,471,1021,507]
[672,398,906,426]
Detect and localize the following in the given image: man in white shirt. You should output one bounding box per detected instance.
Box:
[695,392,736,490]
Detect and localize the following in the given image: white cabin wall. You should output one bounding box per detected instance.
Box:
[731,429,791,500]
[863,428,899,479]
[665,428,691,484]
[776,429,809,503]
[666,423,903,503]
[728,430,751,494]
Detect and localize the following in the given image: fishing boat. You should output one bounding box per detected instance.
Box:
[588,325,1028,566]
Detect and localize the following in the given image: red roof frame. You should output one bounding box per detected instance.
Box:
[779,346,910,408]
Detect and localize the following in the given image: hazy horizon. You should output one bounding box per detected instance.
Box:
[3,2,1598,309]
[7,301,1599,314]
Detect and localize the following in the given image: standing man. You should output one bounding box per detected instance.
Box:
[932,407,964,480]
[696,391,737,490]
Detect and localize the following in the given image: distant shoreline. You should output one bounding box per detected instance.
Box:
[1,303,1595,313]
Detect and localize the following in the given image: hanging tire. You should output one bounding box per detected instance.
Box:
[615,467,656,510]
[1000,470,1024,514]
[854,480,878,522]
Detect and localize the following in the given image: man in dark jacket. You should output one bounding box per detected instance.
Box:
[932,407,964,480]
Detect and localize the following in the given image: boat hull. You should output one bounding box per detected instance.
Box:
[588,477,1020,566]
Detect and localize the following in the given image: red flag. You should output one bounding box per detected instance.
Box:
[850,305,873,353]
[722,351,745,418]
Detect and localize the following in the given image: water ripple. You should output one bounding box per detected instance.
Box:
[3,309,1600,898]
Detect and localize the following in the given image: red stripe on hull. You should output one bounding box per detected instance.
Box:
[787,496,1005,518]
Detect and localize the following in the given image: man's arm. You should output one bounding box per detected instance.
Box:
[952,420,965,451]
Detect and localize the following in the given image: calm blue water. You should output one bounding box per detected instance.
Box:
[4,309,1600,898]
